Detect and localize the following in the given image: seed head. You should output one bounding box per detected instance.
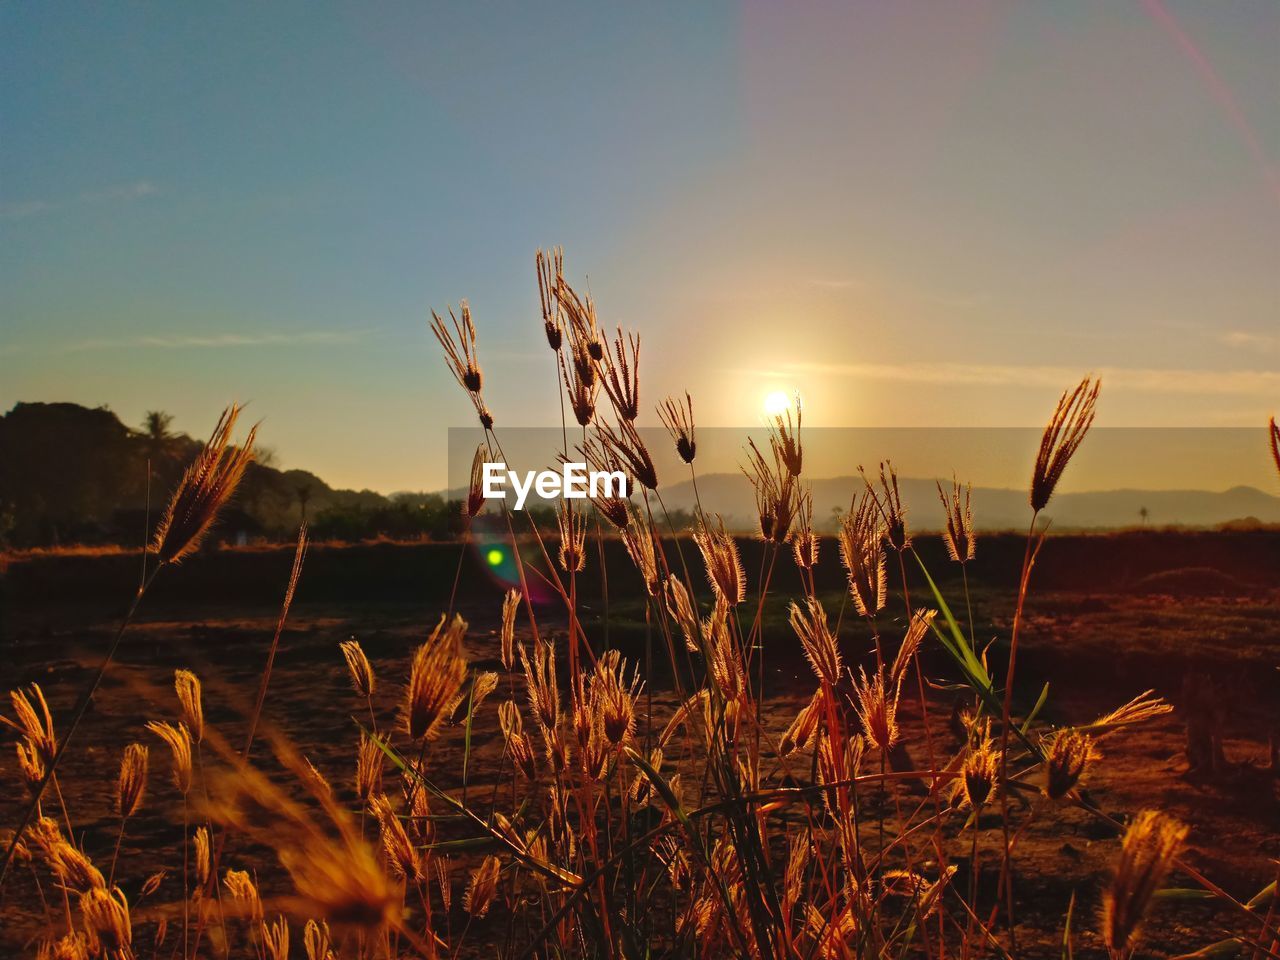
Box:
[557,503,587,573]
[862,460,910,551]
[403,615,468,741]
[563,338,600,426]
[621,521,661,598]
[557,274,602,363]
[35,933,89,960]
[891,609,936,687]
[705,604,746,702]
[769,398,803,478]
[354,733,384,803]
[301,755,333,800]
[779,688,824,758]
[852,667,900,753]
[536,247,565,351]
[1031,377,1100,512]
[499,700,537,780]
[693,516,746,607]
[430,302,484,394]
[16,740,45,794]
[434,858,453,913]
[1043,728,1099,800]
[146,721,193,795]
[261,915,289,960]
[573,439,633,530]
[601,326,641,422]
[574,696,609,781]
[500,588,521,672]
[28,817,64,859]
[152,404,256,564]
[961,735,1000,809]
[937,477,976,563]
[117,743,149,819]
[1087,690,1173,734]
[339,639,376,700]
[193,826,211,890]
[370,794,422,883]
[816,732,865,816]
[8,682,57,767]
[837,493,887,618]
[139,871,165,899]
[224,870,263,924]
[80,886,131,957]
[467,445,487,519]
[518,637,560,733]
[1101,810,1187,959]
[303,919,332,960]
[48,840,105,894]
[468,671,500,716]
[174,669,204,744]
[744,436,797,544]
[207,747,396,928]
[592,650,642,747]
[791,489,819,570]
[664,577,700,653]
[657,392,696,464]
[595,418,658,491]
[789,598,841,687]
[463,855,501,918]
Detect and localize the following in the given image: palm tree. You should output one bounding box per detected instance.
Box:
[142,410,174,445]
[139,411,177,471]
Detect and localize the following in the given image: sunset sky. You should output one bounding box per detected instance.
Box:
[2,2,1277,492]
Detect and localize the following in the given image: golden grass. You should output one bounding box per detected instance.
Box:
[3,253,1278,960]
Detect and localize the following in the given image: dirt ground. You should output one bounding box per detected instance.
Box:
[2,555,1278,957]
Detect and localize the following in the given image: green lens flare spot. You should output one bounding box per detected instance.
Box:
[486,548,505,567]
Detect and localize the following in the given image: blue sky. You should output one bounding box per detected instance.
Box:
[2,2,1277,491]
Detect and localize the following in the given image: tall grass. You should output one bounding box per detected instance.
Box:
[4,256,1280,959]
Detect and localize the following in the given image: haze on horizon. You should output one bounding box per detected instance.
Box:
[2,2,1278,493]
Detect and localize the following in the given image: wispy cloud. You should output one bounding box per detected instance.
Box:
[0,180,159,221]
[64,330,366,352]
[804,277,862,291]
[1222,330,1277,353]
[781,360,1280,397]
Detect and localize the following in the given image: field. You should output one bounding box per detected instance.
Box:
[3,532,1279,958]
[3,266,1280,960]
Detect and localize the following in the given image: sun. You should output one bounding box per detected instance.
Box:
[763,390,793,416]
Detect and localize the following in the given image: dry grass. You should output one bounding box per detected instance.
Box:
[3,253,1280,959]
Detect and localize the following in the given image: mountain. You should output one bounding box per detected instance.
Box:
[6,401,1276,546]
[649,473,1280,531]
[0,402,450,547]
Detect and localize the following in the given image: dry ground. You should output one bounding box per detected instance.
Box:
[1,579,1277,957]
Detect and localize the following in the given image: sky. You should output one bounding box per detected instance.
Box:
[2,2,1278,493]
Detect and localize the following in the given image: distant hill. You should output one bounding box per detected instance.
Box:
[651,473,1280,531]
[0,402,455,547]
[461,470,1280,532]
[6,401,1276,547]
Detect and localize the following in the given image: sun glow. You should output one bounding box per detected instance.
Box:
[763,390,794,416]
